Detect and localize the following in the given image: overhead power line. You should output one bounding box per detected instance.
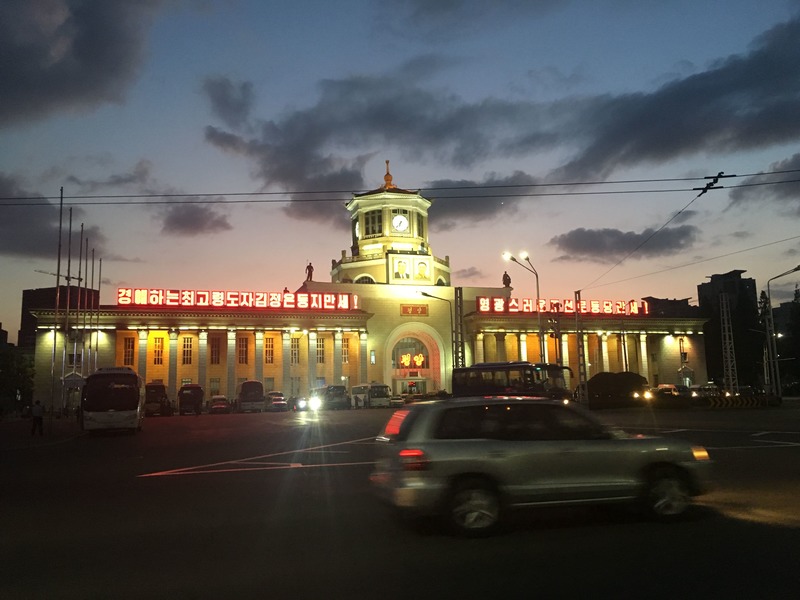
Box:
[0,169,798,206]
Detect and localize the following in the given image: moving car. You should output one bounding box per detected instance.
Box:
[370,396,712,536]
[390,395,406,408]
[209,395,232,414]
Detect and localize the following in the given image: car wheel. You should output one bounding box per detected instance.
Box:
[447,478,501,536]
[643,467,690,520]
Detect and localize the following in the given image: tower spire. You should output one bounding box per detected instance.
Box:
[384,159,396,189]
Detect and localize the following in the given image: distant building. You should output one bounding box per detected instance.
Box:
[28,164,709,411]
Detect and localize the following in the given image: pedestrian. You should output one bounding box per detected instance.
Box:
[31,400,44,436]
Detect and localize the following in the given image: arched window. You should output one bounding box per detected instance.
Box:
[392,337,429,369]
[355,276,376,284]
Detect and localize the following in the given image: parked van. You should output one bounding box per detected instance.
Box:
[178,384,204,415]
[351,383,392,408]
[144,382,172,416]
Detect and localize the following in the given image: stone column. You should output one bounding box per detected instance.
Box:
[334,331,343,385]
[600,334,609,372]
[168,330,179,400]
[561,335,571,387]
[360,331,368,384]
[254,330,264,385]
[282,331,291,393]
[198,330,208,392]
[137,329,148,383]
[494,333,507,362]
[475,333,485,364]
[226,329,237,400]
[639,333,650,384]
[519,333,528,362]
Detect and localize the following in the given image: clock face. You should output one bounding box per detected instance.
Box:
[392,214,409,232]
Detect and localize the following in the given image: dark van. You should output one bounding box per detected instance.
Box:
[145,382,173,416]
[178,384,204,415]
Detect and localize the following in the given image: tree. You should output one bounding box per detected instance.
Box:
[0,347,35,415]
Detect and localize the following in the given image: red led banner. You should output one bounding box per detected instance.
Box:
[117,288,359,311]
[477,297,649,316]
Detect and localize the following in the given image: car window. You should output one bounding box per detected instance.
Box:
[434,405,505,440]
[501,404,560,441]
[546,405,608,440]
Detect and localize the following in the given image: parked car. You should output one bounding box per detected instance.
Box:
[178,384,204,415]
[370,396,712,536]
[652,384,692,408]
[209,395,232,414]
[144,383,173,416]
[390,395,405,408]
[267,391,288,412]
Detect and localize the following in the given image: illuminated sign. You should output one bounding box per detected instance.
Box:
[399,352,427,368]
[477,297,649,316]
[117,288,359,311]
[401,304,429,316]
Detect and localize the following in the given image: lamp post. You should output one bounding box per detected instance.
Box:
[419,292,455,388]
[765,265,800,403]
[502,251,545,362]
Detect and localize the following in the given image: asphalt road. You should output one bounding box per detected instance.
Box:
[3,405,799,600]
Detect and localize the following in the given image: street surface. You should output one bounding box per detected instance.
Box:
[3,404,799,599]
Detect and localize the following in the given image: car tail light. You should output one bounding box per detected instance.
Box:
[398,448,429,471]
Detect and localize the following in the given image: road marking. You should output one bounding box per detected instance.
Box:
[138,436,375,478]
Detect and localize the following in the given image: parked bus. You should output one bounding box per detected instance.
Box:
[452,361,574,400]
[236,380,266,413]
[351,383,392,408]
[177,384,204,415]
[308,385,350,410]
[80,367,145,433]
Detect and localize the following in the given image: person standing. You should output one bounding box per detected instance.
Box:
[31,400,44,436]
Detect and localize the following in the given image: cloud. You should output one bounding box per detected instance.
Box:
[65,160,154,193]
[202,76,255,131]
[727,153,800,215]
[548,225,699,263]
[452,266,484,281]
[0,172,107,259]
[202,15,800,232]
[160,202,232,236]
[0,0,166,127]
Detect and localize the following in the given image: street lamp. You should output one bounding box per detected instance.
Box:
[419,291,456,374]
[502,251,545,362]
[765,264,800,402]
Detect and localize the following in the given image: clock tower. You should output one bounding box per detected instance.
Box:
[332,161,451,285]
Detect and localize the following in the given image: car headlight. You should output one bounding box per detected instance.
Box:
[297,399,308,409]
[309,397,322,411]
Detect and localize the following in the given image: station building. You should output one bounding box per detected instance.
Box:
[29,164,708,410]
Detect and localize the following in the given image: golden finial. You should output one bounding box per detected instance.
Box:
[384,159,396,189]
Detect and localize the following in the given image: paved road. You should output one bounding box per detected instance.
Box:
[3,405,799,599]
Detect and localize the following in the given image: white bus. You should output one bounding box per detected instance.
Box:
[351,383,392,408]
[80,367,145,434]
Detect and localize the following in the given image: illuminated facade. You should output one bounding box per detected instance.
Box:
[31,164,707,409]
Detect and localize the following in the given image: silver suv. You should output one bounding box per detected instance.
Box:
[370,397,712,536]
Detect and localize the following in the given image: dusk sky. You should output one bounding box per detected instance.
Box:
[2,0,800,344]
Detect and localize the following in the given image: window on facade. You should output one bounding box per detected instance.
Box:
[154,337,164,365]
[291,338,300,365]
[210,337,220,365]
[68,350,83,369]
[181,378,192,386]
[342,338,349,364]
[237,337,249,364]
[209,377,220,396]
[364,209,382,237]
[123,337,135,366]
[316,337,325,364]
[417,213,424,238]
[393,337,428,370]
[355,276,375,284]
[182,337,193,365]
[265,337,274,364]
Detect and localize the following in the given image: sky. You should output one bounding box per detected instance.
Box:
[2,0,800,344]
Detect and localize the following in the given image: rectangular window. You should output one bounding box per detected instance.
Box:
[364,209,382,237]
[123,337,135,366]
[237,337,249,365]
[342,338,349,364]
[181,378,192,386]
[417,213,424,239]
[209,377,220,396]
[154,337,164,365]
[68,350,83,369]
[316,337,325,364]
[265,337,274,364]
[291,338,300,365]
[210,337,220,365]
[182,337,193,365]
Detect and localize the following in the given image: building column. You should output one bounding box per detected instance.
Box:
[254,330,264,384]
[308,331,317,389]
[561,335,571,387]
[600,334,609,372]
[334,331,343,385]
[494,333,507,362]
[360,331,368,384]
[583,333,591,378]
[198,330,208,392]
[226,329,237,400]
[168,330,179,400]
[475,333,485,364]
[282,331,291,393]
[639,333,650,384]
[519,333,528,362]
[137,329,148,383]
